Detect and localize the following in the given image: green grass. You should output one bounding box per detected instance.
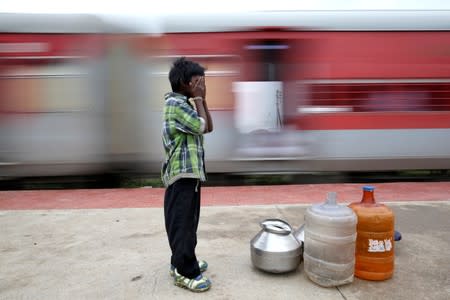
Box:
[241,174,296,185]
[119,177,164,188]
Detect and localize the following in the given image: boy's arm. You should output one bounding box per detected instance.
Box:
[203,97,213,133]
[171,99,204,135]
[191,76,213,133]
[191,97,209,133]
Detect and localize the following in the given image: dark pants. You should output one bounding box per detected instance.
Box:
[164,178,201,279]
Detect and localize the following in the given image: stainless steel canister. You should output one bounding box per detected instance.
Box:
[250,219,302,273]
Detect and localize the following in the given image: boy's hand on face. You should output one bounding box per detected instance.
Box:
[190,76,206,98]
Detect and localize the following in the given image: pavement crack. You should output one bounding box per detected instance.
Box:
[151,265,165,296]
[275,205,285,219]
[151,275,158,296]
[336,286,348,300]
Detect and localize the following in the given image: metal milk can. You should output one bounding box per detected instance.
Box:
[250,218,302,273]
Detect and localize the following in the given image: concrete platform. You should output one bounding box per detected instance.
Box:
[0,182,449,299]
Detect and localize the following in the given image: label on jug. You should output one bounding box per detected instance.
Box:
[368,238,393,253]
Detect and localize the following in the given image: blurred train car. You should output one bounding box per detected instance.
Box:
[0,13,159,179]
[1,10,450,182]
[144,10,450,174]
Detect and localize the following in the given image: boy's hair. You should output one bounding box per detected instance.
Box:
[169,57,205,92]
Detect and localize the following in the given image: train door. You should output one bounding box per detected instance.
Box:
[234,39,286,134]
[232,36,308,159]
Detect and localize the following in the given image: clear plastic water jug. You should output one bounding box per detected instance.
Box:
[304,192,357,287]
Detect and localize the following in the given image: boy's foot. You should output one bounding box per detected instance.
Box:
[170,260,208,277]
[173,269,211,292]
[394,230,402,241]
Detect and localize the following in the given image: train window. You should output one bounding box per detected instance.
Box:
[146,55,239,110]
[243,40,289,82]
[0,63,94,113]
[305,81,450,112]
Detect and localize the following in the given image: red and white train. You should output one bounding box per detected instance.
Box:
[1,10,449,180]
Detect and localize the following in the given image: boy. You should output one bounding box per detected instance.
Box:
[161,57,213,292]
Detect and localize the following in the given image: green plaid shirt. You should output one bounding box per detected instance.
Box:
[161,92,206,187]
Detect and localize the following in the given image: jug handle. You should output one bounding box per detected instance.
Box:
[260,219,292,235]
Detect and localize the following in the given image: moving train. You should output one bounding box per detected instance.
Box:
[1,10,449,181]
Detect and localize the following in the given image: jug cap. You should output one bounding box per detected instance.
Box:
[309,192,355,217]
[363,186,374,192]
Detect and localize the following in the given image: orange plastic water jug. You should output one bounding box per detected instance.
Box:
[349,186,395,281]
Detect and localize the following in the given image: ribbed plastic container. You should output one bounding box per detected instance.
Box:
[304,192,357,287]
[349,186,395,281]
